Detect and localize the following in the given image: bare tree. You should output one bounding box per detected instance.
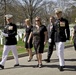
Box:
[0,0,76,27]
[19,0,46,24]
[0,0,25,26]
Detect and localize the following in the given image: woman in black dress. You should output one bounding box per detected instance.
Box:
[23,19,33,62]
[28,17,47,68]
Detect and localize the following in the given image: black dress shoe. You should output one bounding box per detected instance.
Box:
[14,64,19,67]
[44,59,50,63]
[0,64,4,69]
[59,66,64,71]
[63,66,65,68]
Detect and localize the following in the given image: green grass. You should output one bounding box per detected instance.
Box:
[0,39,26,57]
[0,40,73,57]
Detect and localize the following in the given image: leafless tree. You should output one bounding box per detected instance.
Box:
[0,0,76,27]
[19,0,46,24]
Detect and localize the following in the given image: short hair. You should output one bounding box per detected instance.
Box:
[55,8,62,14]
[25,19,30,22]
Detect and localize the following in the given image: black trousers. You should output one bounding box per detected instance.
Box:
[47,41,55,60]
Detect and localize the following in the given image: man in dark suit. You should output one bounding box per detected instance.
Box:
[45,16,55,63]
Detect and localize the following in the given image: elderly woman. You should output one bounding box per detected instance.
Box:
[28,17,47,68]
[23,19,33,62]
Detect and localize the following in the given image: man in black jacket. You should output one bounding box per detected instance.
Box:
[53,8,70,71]
[0,14,19,69]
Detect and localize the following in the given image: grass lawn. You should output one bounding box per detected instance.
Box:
[0,39,48,57]
[0,39,26,57]
[0,39,73,57]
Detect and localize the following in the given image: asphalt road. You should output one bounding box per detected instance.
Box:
[0,47,76,75]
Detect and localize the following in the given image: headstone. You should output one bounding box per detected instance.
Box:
[19,33,22,39]
[16,35,19,41]
[1,37,3,45]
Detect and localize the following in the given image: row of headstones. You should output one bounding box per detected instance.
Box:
[0,28,73,45]
[0,32,24,45]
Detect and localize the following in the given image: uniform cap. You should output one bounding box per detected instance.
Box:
[55,8,62,14]
[5,14,13,19]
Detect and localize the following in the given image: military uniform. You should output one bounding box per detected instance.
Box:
[54,18,70,42]
[0,15,19,69]
[52,8,70,71]
[53,17,70,67]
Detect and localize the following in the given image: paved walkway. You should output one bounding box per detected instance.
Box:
[0,47,76,75]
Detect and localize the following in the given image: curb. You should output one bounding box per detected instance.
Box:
[0,45,73,61]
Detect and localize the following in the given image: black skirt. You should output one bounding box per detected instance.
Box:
[33,41,44,54]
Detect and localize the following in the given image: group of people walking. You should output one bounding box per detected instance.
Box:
[0,8,75,71]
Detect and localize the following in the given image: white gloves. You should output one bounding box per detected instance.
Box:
[48,38,51,43]
[2,32,8,37]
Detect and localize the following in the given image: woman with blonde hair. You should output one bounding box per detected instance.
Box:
[23,19,33,62]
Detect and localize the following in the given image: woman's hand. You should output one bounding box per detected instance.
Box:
[27,39,30,43]
[44,41,47,45]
